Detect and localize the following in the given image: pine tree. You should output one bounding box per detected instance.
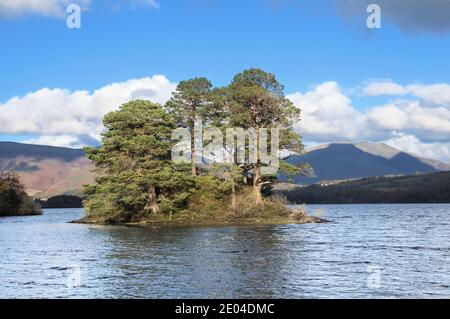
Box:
[224,68,303,204]
[83,100,194,221]
[165,78,213,176]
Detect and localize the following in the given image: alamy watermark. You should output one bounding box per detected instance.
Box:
[63,3,380,30]
[367,4,382,29]
[367,265,382,289]
[67,264,81,289]
[171,121,280,174]
[66,4,81,29]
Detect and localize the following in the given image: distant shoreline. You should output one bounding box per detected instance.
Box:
[277,171,450,205]
[71,216,327,228]
[35,195,83,209]
[72,208,328,227]
[37,171,450,210]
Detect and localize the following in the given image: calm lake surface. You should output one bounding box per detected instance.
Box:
[0,204,449,298]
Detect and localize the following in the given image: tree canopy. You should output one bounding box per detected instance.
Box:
[82,69,308,222]
[0,171,42,216]
[84,100,194,221]
[166,77,213,176]
[218,68,305,203]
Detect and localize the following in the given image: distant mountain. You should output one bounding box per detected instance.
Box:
[0,142,94,198]
[283,142,450,185]
[1,141,449,196]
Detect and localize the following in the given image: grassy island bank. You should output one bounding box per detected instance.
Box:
[76,191,326,226]
[78,69,319,227]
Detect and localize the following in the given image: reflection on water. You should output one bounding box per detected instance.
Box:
[0,204,449,298]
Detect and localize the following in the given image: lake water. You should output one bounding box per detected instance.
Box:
[0,204,449,299]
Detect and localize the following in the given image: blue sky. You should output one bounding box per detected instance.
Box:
[1,0,450,162]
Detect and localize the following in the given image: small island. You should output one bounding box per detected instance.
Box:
[0,171,42,217]
[77,69,324,227]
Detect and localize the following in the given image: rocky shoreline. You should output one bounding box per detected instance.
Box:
[72,212,329,227]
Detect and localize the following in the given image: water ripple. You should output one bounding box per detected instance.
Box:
[0,204,449,298]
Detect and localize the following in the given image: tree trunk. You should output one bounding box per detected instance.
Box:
[253,165,262,204]
[243,163,248,185]
[253,128,262,204]
[191,125,197,176]
[231,171,237,211]
[145,184,160,214]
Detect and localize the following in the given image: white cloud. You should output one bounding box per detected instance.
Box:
[2,76,450,163]
[289,81,450,162]
[0,0,94,18]
[0,0,158,18]
[363,81,407,96]
[25,135,86,149]
[287,82,367,142]
[384,134,450,164]
[367,101,450,139]
[0,75,177,147]
[363,81,450,107]
[0,0,66,18]
[367,104,408,130]
[407,83,450,106]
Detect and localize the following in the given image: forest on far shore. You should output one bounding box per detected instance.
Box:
[277,171,450,204]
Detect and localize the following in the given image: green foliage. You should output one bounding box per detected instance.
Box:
[83,100,195,221]
[194,175,232,200]
[216,68,305,202]
[165,77,213,126]
[82,69,308,223]
[0,171,42,216]
[165,77,214,176]
[227,68,301,134]
[279,161,314,182]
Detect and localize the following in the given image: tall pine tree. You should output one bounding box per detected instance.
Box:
[225,68,303,204]
[165,78,213,176]
[83,100,194,221]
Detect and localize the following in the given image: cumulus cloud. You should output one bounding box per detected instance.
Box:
[0,0,158,18]
[363,81,407,96]
[407,83,450,106]
[288,81,450,162]
[0,0,93,18]
[24,135,87,149]
[287,82,368,142]
[363,81,450,107]
[0,0,66,18]
[331,0,450,33]
[367,101,450,140]
[367,104,408,131]
[2,75,450,162]
[384,134,450,164]
[0,75,176,148]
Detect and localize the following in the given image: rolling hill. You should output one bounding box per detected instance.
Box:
[282,142,450,185]
[0,141,448,197]
[0,142,94,198]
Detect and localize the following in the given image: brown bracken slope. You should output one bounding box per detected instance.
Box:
[0,142,94,198]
